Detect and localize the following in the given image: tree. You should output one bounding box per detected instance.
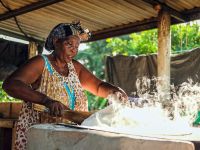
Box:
[171,22,200,53]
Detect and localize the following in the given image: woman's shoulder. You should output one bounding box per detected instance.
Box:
[27,55,45,66]
[32,54,58,65]
[71,59,84,74]
[5,55,46,84]
[18,55,46,74]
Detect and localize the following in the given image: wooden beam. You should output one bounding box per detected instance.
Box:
[0,119,15,128]
[142,0,186,22]
[0,0,64,21]
[184,7,200,22]
[89,18,158,42]
[89,17,182,42]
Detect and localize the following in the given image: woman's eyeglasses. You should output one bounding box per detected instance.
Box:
[65,42,79,52]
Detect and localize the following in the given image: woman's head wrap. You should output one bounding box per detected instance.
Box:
[45,21,91,51]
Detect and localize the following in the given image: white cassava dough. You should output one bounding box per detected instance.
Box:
[82,103,192,136]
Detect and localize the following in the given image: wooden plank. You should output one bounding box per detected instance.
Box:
[0,119,15,128]
[0,102,10,118]
[11,103,22,119]
[0,102,22,119]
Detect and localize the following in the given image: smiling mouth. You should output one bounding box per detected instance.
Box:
[65,55,73,62]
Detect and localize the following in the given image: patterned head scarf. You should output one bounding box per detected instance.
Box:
[45,21,91,51]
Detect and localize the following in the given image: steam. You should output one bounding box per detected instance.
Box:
[82,77,200,136]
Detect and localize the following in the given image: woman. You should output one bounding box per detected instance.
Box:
[3,21,127,150]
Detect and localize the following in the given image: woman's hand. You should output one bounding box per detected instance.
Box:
[107,87,128,104]
[44,98,69,117]
[115,87,128,101]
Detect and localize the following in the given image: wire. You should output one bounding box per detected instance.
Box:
[0,0,31,40]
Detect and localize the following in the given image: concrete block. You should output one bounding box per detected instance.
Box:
[27,124,194,150]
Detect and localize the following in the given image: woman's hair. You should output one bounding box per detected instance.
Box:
[45,21,91,52]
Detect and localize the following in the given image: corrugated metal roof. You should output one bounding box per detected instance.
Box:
[165,0,200,11]
[0,0,199,42]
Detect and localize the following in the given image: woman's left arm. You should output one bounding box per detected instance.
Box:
[73,60,127,99]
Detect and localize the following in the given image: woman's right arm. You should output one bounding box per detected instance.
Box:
[3,55,67,116]
[2,55,49,104]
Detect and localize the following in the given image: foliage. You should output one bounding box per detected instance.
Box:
[171,22,200,53]
[86,91,108,111]
[106,29,158,55]
[76,40,112,79]
[106,22,200,55]
[0,81,19,102]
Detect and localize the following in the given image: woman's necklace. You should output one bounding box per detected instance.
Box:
[55,62,69,76]
[52,54,68,76]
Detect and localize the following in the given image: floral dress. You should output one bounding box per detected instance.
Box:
[14,55,88,150]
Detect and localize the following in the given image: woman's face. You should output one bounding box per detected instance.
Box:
[54,35,80,63]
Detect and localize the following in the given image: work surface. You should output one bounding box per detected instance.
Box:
[27,124,200,150]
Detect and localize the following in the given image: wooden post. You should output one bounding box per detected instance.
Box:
[28,41,38,59]
[157,9,171,101]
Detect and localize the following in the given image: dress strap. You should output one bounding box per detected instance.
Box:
[63,82,76,110]
[41,55,53,75]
